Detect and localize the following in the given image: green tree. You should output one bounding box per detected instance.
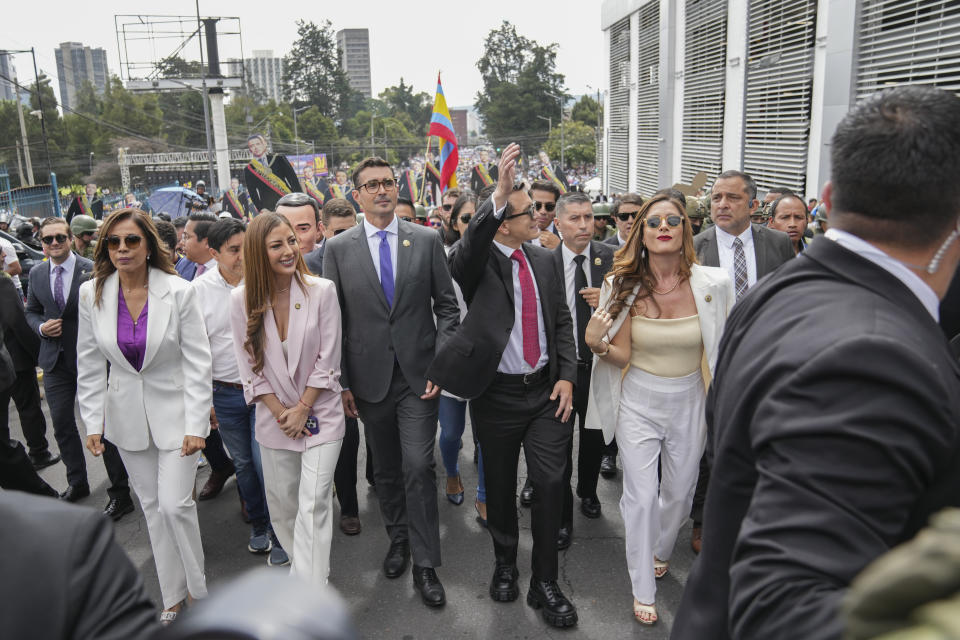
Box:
[283,20,355,124]
[379,78,432,136]
[571,95,601,128]
[475,21,566,148]
[543,120,596,167]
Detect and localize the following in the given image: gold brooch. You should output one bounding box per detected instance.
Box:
[402,239,411,247]
[295,303,301,309]
[594,257,601,266]
[704,295,712,303]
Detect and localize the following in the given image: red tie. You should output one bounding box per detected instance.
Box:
[511,249,541,369]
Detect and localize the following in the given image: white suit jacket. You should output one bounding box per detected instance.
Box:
[585,263,734,444]
[77,268,213,451]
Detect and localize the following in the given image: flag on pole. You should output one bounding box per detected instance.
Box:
[427,73,459,192]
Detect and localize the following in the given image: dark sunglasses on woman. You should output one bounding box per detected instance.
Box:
[459,214,472,224]
[106,234,143,250]
[644,215,684,228]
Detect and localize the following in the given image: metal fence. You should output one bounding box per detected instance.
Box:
[0,166,61,218]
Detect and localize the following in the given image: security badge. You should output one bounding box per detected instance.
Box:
[593,257,601,266]
[403,239,411,247]
[295,303,301,309]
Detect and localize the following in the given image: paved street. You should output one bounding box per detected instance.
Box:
[10,396,695,638]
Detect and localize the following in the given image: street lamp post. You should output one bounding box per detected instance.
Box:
[293,105,310,159]
[89,152,94,176]
[546,92,565,170]
[536,115,552,135]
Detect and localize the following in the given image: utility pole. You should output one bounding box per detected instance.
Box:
[15,92,34,185]
[196,1,216,190]
[15,141,26,187]
[370,114,376,156]
[293,105,309,159]
[30,48,51,176]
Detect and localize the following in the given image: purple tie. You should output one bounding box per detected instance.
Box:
[195,263,206,276]
[53,265,65,311]
[377,231,394,307]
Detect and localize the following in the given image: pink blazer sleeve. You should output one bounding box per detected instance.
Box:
[230,287,275,404]
[304,279,343,394]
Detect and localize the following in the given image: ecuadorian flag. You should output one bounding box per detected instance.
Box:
[427,73,459,192]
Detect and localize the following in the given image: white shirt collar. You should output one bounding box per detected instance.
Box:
[364,215,398,238]
[211,263,240,289]
[825,228,940,320]
[561,241,590,266]
[715,224,754,248]
[55,251,77,272]
[493,240,523,259]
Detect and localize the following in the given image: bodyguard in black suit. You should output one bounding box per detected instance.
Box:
[673,86,960,640]
[427,143,579,628]
[25,219,131,514]
[550,192,615,542]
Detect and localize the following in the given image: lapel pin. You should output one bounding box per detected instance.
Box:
[402,239,411,247]
[704,294,712,303]
[295,303,301,309]
[594,257,602,266]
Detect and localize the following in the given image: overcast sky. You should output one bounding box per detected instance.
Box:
[2,1,604,108]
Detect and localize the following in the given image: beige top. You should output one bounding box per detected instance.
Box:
[630,314,704,378]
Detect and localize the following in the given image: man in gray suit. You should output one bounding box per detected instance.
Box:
[322,157,460,608]
[688,169,794,552]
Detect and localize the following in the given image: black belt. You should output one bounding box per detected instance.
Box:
[213,380,244,390]
[494,367,549,386]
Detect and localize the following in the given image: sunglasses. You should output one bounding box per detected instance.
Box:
[333,228,349,235]
[644,215,684,228]
[533,201,556,212]
[459,214,472,224]
[442,204,453,211]
[429,220,442,228]
[398,216,413,222]
[41,233,69,245]
[616,210,639,222]
[505,208,534,221]
[106,234,144,250]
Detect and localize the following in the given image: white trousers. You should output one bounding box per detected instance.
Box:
[616,367,706,604]
[260,439,342,585]
[118,443,207,609]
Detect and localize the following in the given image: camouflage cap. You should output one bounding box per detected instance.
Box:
[70,215,98,235]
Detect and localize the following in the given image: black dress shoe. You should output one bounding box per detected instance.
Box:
[383,540,410,578]
[580,496,602,519]
[29,450,61,470]
[527,578,578,628]
[104,496,135,521]
[519,480,534,507]
[599,454,617,478]
[412,565,446,607]
[60,484,90,502]
[489,564,520,602]
[557,524,572,550]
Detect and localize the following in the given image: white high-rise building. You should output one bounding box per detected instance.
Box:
[226,50,285,103]
[54,42,110,111]
[600,0,960,198]
[0,53,30,104]
[336,29,372,98]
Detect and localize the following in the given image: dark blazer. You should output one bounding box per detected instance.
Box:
[0,492,156,640]
[304,242,324,276]
[602,233,624,248]
[175,256,197,281]
[0,325,14,392]
[552,240,615,293]
[66,196,103,221]
[426,197,577,399]
[323,218,460,403]
[244,153,300,213]
[672,238,960,640]
[693,222,794,277]
[24,256,93,375]
[0,275,40,372]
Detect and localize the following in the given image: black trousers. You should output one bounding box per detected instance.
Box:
[0,382,57,496]
[203,429,234,475]
[101,437,130,501]
[334,416,359,517]
[472,372,573,581]
[690,454,709,526]
[43,368,87,488]
[561,364,606,524]
[7,368,49,455]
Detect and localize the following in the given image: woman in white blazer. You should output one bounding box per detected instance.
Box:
[583,194,733,626]
[229,213,344,585]
[76,209,212,624]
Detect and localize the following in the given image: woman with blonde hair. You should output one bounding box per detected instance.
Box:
[584,194,734,625]
[76,208,212,624]
[229,213,344,584]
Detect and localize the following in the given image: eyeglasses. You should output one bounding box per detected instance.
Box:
[505,208,535,221]
[429,220,442,228]
[644,215,684,228]
[616,210,639,222]
[106,234,143,250]
[442,204,453,211]
[333,228,349,235]
[359,178,397,193]
[398,216,413,222]
[459,214,472,224]
[41,233,69,245]
[533,201,556,213]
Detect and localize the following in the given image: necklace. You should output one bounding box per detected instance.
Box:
[652,275,683,296]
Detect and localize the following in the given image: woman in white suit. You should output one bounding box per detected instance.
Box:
[229,213,344,585]
[76,208,212,624]
[584,194,733,626]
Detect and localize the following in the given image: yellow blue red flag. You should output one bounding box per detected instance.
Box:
[427,73,459,192]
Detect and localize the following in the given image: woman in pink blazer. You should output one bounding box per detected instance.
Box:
[230,213,345,585]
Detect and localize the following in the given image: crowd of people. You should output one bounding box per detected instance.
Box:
[1,84,960,639]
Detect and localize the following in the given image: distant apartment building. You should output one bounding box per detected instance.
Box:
[449,108,469,145]
[54,42,109,111]
[0,53,30,104]
[226,50,285,103]
[336,29,372,98]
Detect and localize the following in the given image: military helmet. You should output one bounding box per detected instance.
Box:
[685,195,711,221]
[414,204,428,220]
[592,202,611,216]
[70,214,98,235]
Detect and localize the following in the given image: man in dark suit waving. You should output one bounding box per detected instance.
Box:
[672,86,960,640]
[323,156,459,608]
[551,190,614,546]
[427,143,578,629]
[687,169,794,552]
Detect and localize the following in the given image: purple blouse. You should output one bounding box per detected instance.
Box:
[118,288,148,371]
